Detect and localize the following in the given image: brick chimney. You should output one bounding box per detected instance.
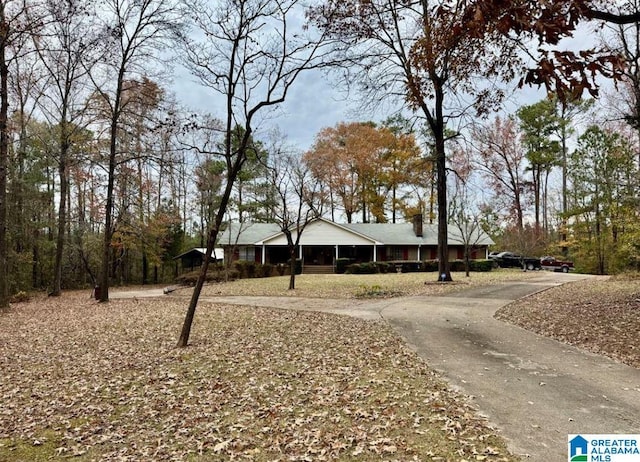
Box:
[412,214,423,237]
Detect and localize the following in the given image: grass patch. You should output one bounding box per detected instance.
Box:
[194,269,541,299]
[354,284,401,298]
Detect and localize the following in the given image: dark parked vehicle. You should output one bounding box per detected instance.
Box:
[492,251,541,270]
[540,256,574,273]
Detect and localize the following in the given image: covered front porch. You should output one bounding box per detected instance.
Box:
[261,244,383,273]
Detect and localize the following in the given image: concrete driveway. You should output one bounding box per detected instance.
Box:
[373,273,640,460]
[114,272,640,460]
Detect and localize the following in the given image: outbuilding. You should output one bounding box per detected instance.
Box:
[174,247,224,272]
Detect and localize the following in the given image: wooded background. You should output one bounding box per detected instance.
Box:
[1,0,639,307]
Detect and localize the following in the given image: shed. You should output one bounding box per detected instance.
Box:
[174,247,224,272]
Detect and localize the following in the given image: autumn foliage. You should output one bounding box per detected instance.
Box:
[453,0,628,99]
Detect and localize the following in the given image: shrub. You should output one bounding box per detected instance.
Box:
[256,263,274,278]
[346,262,379,274]
[233,260,258,278]
[287,259,302,275]
[10,291,30,303]
[470,259,494,272]
[175,268,239,286]
[422,260,439,272]
[375,262,394,273]
[446,259,495,272]
[388,260,423,273]
[233,261,246,278]
[335,258,353,274]
[450,260,465,272]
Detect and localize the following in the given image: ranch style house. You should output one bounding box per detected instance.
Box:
[217,216,494,274]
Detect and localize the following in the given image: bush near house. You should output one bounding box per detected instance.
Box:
[389,260,424,273]
[423,260,439,272]
[335,258,354,274]
[449,259,494,272]
[346,260,494,274]
[375,262,394,273]
[233,261,278,278]
[345,262,379,274]
[175,266,240,286]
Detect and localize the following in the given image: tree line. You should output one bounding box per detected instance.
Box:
[0,0,639,346]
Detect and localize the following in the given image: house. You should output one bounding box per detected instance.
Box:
[174,247,224,272]
[218,216,494,273]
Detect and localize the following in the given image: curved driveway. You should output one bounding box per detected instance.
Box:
[375,274,640,460]
[114,273,640,460]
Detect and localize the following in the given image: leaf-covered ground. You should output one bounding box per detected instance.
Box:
[1,293,518,461]
[496,276,640,369]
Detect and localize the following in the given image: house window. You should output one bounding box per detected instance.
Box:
[238,246,254,261]
[391,247,404,260]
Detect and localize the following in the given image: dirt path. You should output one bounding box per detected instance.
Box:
[111,273,640,461]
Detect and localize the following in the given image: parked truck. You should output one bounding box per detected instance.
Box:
[490,251,541,270]
[540,256,574,273]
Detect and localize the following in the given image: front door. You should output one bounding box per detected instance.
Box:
[303,246,334,265]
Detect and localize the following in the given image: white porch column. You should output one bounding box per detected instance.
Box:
[418,244,421,261]
[335,245,338,261]
[299,245,303,260]
[262,245,266,264]
[373,244,377,262]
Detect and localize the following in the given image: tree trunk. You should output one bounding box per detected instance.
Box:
[0,20,9,309]
[288,247,296,290]
[52,123,70,296]
[464,246,470,277]
[177,132,248,347]
[99,146,116,302]
[560,103,569,256]
[99,63,127,302]
[434,96,451,282]
[142,252,148,285]
[32,242,39,288]
[534,166,541,232]
[392,185,397,223]
[177,227,217,347]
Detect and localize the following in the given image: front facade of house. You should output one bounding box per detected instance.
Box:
[218,217,494,273]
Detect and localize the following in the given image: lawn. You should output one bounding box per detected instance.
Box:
[0,291,519,461]
[194,269,542,299]
[6,269,629,461]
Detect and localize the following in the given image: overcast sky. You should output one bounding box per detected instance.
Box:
[170,19,606,153]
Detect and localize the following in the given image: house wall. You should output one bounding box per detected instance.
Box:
[264,220,375,246]
[383,246,488,261]
[226,246,255,263]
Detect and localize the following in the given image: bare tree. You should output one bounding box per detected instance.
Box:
[448,146,484,277]
[89,0,181,302]
[472,116,530,230]
[309,0,515,281]
[265,145,324,290]
[176,0,336,347]
[0,0,46,309]
[35,0,101,296]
